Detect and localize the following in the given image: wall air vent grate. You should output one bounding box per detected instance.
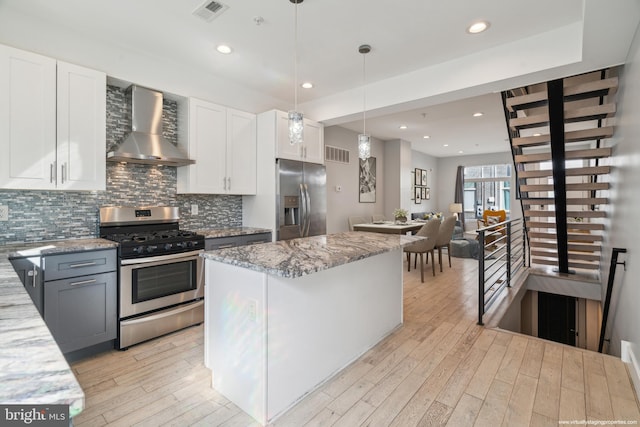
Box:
[325,145,350,164]
[192,0,228,22]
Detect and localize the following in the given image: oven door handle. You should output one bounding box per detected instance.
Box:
[122,299,204,325]
[120,250,203,266]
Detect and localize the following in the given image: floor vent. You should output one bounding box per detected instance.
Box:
[192,0,228,22]
[325,145,350,164]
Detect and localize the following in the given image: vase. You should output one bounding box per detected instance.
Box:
[395,216,407,224]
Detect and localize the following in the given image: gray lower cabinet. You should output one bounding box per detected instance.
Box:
[205,232,272,251]
[10,257,43,315]
[43,249,117,353]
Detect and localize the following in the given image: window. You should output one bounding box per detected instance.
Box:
[463,164,512,222]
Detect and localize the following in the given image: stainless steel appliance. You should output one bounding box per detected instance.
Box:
[99,206,204,349]
[276,159,327,241]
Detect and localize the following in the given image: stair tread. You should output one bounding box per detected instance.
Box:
[521,197,609,206]
[527,222,605,230]
[521,182,610,192]
[529,241,601,252]
[506,77,618,111]
[515,147,612,163]
[509,104,616,130]
[531,257,600,270]
[518,166,611,178]
[512,127,614,147]
[525,210,606,218]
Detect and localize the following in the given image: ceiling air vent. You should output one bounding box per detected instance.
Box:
[192,0,228,22]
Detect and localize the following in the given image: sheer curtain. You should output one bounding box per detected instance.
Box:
[454,165,465,230]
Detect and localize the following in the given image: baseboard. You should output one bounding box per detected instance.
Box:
[621,340,640,400]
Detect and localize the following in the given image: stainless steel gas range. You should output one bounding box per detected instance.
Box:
[99,206,205,350]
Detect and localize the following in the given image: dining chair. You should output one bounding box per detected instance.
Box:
[348,216,368,231]
[371,214,386,222]
[403,218,440,282]
[435,216,457,272]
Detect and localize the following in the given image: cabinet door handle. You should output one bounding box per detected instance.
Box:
[227,177,231,190]
[69,278,97,287]
[28,266,38,287]
[223,177,227,190]
[50,163,55,183]
[68,261,97,268]
[216,243,235,249]
[61,162,67,184]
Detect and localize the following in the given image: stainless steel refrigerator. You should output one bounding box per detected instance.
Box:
[276,159,327,241]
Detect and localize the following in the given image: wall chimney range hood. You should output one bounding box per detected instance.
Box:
[107,85,195,166]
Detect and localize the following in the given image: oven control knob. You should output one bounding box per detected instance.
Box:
[146,245,158,253]
[164,243,173,251]
[133,246,144,254]
[176,242,186,248]
[187,241,195,248]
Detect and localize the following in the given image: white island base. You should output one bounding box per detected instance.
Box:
[204,249,403,425]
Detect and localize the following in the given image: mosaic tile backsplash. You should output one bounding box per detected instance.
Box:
[0,85,242,244]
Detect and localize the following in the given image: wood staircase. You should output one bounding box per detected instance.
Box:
[503,70,617,273]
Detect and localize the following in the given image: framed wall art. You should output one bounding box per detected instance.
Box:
[421,169,427,186]
[359,156,376,203]
[415,186,422,204]
[414,168,422,186]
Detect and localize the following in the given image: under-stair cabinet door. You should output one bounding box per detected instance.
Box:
[0,44,106,191]
[274,110,324,164]
[177,99,256,195]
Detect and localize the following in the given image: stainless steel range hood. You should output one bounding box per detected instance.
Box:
[107,85,194,166]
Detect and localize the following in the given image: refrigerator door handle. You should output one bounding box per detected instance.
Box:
[299,183,306,237]
[304,184,311,236]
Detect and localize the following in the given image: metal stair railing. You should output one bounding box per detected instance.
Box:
[477,217,526,325]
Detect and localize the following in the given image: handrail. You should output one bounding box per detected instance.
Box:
[598,247,627,353]
[477,217,526,325]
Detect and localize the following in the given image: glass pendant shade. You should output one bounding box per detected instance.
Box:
[358,134,371,160]
[288,110,304,145]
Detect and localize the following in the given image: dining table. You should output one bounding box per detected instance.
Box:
[352,221,425,235]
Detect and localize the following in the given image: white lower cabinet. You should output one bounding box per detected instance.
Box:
[0,44,106,191]
[178,98,256,195]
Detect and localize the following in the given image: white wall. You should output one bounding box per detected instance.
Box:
[410,151,439,215]
[602,24,640,360]
[324,126,385,233]
[384,139,412,219]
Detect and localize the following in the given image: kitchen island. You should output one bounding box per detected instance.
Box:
[202,231,423,425]
[0,238,117,419]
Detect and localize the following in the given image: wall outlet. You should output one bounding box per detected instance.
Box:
[248,300,257,322]
[191,204,198,215]
[0,205,8,221]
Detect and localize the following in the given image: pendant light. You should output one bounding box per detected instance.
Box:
[358,44,371,160]
[288,0,304,145]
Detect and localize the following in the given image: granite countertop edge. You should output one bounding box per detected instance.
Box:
[194,226,272,239]
[202,231,425,278]
[0,237,117,415]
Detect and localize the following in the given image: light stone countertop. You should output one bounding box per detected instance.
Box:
[0,238,117,417]
[195,226,272,239]
[202,231,424,278]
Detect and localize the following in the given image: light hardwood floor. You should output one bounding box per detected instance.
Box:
[71,257,640,426]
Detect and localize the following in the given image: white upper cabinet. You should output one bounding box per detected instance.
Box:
[56,61,106,190]
[0,44,106,191]
[177,98,256,195]
[274,110,324,164]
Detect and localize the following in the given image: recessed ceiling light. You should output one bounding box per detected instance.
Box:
[473,112,484,117]
[533,133,542,136]
[399,125,408,129]
[467,21,490,34]
[301,82,313,89]
[443,144,449,147]
[423,135,430,139]
[216,44,232,54]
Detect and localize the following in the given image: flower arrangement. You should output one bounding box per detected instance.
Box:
[393,208,409,222]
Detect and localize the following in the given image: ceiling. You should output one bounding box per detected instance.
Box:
[1,0,639,158]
